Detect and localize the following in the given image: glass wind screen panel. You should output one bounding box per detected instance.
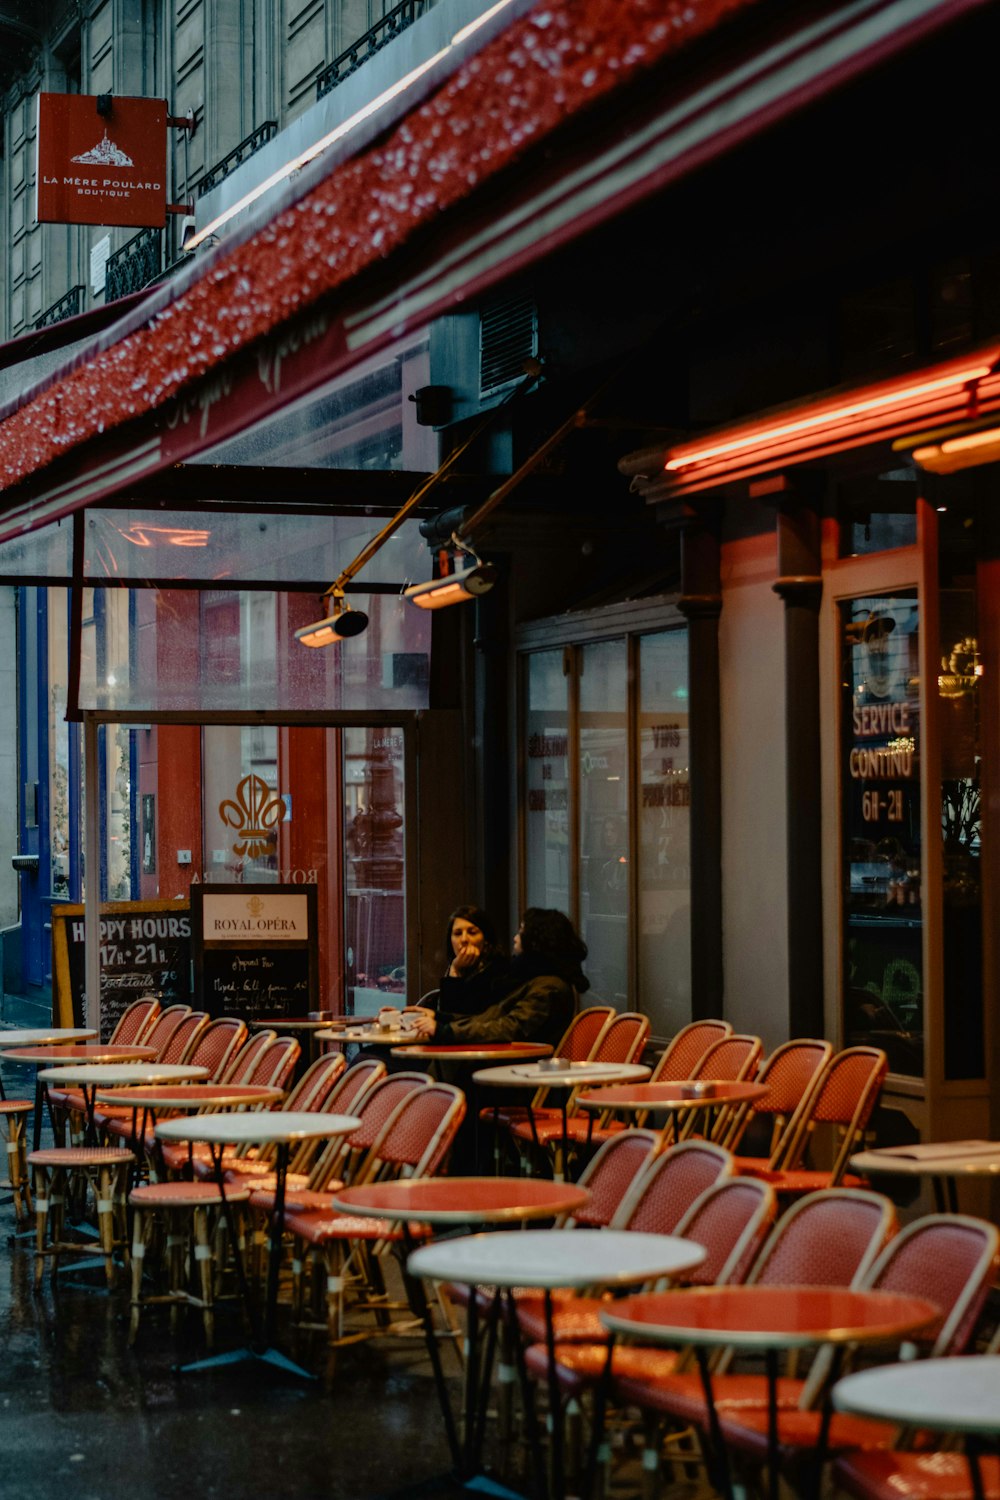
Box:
[48,591,71,899]
[192,358,405,471]
[524,651,570,912]
[343,727,406,1017]
[579,639,628,1007]
[637,630,690,1036]
[939,589,983,1079]
[84,510,428,587]
[203,725,281,884]
[840,591,923,1077]
[76,587,430,712]
[0,520,72,578]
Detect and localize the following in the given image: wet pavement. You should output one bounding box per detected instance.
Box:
[0,1001,471,1500]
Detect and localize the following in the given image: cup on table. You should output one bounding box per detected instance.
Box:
[377,1007,399,1032]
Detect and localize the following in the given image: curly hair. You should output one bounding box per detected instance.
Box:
[518,907,588,967]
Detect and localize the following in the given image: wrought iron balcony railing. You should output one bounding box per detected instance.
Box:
[316,0,428,99]
[35,284,85,328]
[105,228,163,302]
[194,120,278,199]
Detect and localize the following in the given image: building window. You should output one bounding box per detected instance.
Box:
[519,617,689,1034]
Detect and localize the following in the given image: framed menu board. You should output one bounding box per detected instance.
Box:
[191,883,318,1021]
[52,899,193,1037]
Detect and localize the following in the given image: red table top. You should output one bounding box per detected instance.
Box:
[578,1080,768,1110]
[93,1083,284,1106]
[333,1176,590,1223]
[390,1042,553,1059]
[3,1043,158,1064]
[601,1285,940,1348]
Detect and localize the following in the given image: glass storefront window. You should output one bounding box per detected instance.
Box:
[343,726,406,1016]
[579,639,628,1005]
[938,589,983,1079]
[637,631,691,1036]
[47,590,71,900]
[840,590,923,1075]
[524,651,570,912]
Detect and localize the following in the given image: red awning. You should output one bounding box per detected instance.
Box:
[0,0,984,537]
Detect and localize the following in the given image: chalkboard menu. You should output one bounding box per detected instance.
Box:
[191,883,318,1021]
[51,900,193,1038]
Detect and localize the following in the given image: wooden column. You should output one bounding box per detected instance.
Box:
[678,506,724,1019]
[773,497,824,1037]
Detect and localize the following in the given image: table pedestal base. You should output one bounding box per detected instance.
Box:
[175,1343,317,1379]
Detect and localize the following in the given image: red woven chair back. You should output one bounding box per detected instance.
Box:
[184,1016,248,1080]
[750,1187,896,1288]
[865,1213,1000,1355]
[754,1039,833,1116]
[219,1028,275,1083]
[692,1033,762,1082]
[590,1012,650,1065]
[107,995,160,1045]
[781,1045,888,1180]
[614,1140,732,1234]
[346,1073,428,1153]
[283,1052,346,1111]
[557,1006,615,1062]
[240,1035,300,1090]
[651,1019,733,1082]
[143,1004,193,1058]
[168,1012,210,1062]
[569,1129,662,1228]
[674,1177,777,1286]
[369,1083,466,1178]
[324,1056,386,1115]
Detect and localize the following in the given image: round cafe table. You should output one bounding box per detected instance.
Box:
[94,1082,285,1173]
[335,1178,591,1481]
[409,1227,705,1499]
[5,1043,159,1150]
[474,1059,651,1179]
[832,1357,1000,1500]
[849,1141,1000,1213]
[155,1110,360,1378]
[37,1061,208,1144]
[577,1078,768,1125]
[317,1023,424,1047]
[599,1285,939,1500]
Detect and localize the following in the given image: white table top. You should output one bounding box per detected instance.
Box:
[0,1027,97,1047]
[37,1062,209,1086]
[473,1060,651,1089]
[155,1109,360,1146]
[407,1228,705,1289]
[317,1025,421,1046]
[833,1356,1000,1433]
[850,1142,1000,1177]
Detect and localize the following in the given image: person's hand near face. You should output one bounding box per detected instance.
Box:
[448,916,484,977]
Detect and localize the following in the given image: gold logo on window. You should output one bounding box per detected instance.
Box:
[219,774,284,859]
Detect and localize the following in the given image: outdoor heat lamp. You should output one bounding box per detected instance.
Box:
[294,591,369,647]
[403,537,496,610]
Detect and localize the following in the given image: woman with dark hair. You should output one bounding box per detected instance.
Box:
[434,905,507,1017]
[406,907,587,1050]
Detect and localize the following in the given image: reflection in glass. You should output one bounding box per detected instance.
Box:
[638,632,690,1036]
[840,591,923,1076]
[344,727,406,1015]
[939,590,983,1079]
[579,639,628,1006]
[524,652,570,913]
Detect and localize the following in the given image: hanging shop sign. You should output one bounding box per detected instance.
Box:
[36,93,167,228]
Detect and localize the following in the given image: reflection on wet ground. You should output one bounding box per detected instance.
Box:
[0,1035,466,1500]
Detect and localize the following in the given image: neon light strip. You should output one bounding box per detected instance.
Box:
[186,0,519,251]
[664,364,994,472]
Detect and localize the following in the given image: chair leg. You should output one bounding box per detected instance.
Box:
[32,1165,50,1291]
[96,1165,119,1288]
[192,1206,215,1349]
[129,1206,151,1345]
[5,1116,31,1222]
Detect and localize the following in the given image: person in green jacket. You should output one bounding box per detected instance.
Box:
[405,907,587,1051]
